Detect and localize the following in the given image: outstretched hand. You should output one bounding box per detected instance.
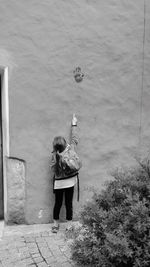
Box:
[72,114,77,126]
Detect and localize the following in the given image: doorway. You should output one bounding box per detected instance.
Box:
[0,74,3,219]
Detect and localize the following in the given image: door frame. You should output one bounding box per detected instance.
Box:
[0,66,9,221]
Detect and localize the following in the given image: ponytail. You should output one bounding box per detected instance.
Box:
[55,152,62,176]
[52,136,66,176]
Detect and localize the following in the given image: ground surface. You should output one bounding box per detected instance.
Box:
[0,222,80,267]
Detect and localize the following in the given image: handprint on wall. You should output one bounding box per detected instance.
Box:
[73,67,84,83]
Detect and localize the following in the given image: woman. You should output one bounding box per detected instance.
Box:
[50,114,79,233]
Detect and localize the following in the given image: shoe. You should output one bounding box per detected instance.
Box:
[51,225,59,233]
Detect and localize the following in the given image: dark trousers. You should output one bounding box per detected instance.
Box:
[53,186,74,221]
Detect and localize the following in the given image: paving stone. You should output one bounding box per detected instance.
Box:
[21,257,34,265]
[39,247,51,254]
[28,247,39,254]
[27,242,38,248]
[38,242,48,248]
[25,237,35,243]
[0,252,10,260]
[13,236,25,242]
[21,251,31,258]
[45,257,58,265]
[42,253,53,260]
[13,262,27,267]
[14,241,26,248]
[6,255,20,263]
[44,237,54,243]
[52,248,64,257]
[56,255,69,263]
[54,234,64,241]
[35,237,45,243]
[31,253,41,258]
[33,256,44,264]
[50,262,66,267]
[19,246,29,253]
[37,261,48,267]
[2,236,15,242]
[8,248,19,254]
[41,232,49,237]
[61,262,73,267]
[2,260,17,267]
[41,253,52,259]
[0,246,8,252]
[42,250,53,258]
[31,233,41,238]
[48,232,55,237]
[7,244,16,250]
[46,243,60,250]
[17,252,30,261]
[59,245,69,252]
[56,240,66,246]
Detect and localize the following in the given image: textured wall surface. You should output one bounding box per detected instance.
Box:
[6,157,25,224]
[1,0,150,223]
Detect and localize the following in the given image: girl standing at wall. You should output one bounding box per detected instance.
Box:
[50,114,79,233]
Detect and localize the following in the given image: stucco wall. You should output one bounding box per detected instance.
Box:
[1,0,150,223]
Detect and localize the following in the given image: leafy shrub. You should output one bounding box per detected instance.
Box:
[69,159,150,267]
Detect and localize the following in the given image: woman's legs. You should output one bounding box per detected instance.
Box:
[52,187,74,232]
[65,186,74,221]
[53,189,64,225]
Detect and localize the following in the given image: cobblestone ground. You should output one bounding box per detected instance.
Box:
[0,223,80,267]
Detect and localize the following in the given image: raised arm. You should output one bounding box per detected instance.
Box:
[70,114,79,149]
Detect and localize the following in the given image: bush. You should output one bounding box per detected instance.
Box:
[69,159,150,267]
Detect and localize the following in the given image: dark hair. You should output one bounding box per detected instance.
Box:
[53,136,67,153]
[52,136,66,176]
